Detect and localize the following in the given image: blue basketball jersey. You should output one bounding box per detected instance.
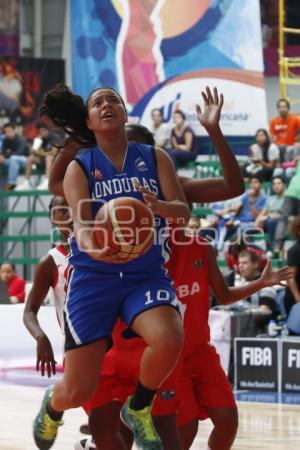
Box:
[68,142,169,273]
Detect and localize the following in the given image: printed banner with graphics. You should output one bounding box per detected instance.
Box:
[234,338,280,392]
[71,0,268,136]
[0,56,64,140]
[0,0,19,56]
[281,339,300,393]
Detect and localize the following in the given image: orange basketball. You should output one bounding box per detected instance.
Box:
[93,197,155,262]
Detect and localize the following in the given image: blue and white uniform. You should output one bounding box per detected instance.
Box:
[64,142,178,350]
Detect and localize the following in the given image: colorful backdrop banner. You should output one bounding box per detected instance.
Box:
[0,56,64,139]
[0,0,20,56]
[71,0,268,136]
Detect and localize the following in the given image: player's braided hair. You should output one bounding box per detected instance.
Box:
[39,84,96,146]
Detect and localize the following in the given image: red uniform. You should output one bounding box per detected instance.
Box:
[168,235,236,425]
[83,235,236,423]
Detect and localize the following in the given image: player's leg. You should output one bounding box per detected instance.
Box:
[178,419,199,450]
[206,406,238,450]
[33,269,119,449]
[120,279,183,449]
[150,355,183,450]
[192,345,238,450]
[177,370,201,450]
[51,339,108,411]
[118,420,134,449]
[33,339,108,450]
[132,306,184,390]
[153,414,183,450]
[88,402,127,450]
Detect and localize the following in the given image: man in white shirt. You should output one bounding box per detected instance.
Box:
[150,108,171,149]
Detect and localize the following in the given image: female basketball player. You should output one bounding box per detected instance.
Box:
[23,196,71,377]
[33,85,189,450]
[34,85,246,450]
[73,125,293,450]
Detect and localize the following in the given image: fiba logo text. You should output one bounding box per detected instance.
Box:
[288,349,300,368]
[242,347,272,367]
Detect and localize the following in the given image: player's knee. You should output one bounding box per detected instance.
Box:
[154,320,184,354]
[65,383,96,407]
[214,407,238,435]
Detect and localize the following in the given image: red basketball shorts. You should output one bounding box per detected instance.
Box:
[177,343,236,426]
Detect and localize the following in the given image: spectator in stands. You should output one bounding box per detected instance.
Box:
[0,123,28,190]
[237,250,279,331]
[255,176,286,251]
[224,175,267,240]
[171,109,199,165]
[149,108,170,149]
[284,216,300,317]
[0,124,4,152]
[269,99,300,161]
[243,129,280,181]
[16,123,56,191]
[281,128,300,181]
[0,262,26,303]
[273,162,300,253]
[225,237,267,274]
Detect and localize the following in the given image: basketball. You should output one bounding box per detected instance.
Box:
[93,197,155,261]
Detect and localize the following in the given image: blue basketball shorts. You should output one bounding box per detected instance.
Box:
[64,268,179,351]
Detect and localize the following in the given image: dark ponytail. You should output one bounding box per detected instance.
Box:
[39,84,96,146]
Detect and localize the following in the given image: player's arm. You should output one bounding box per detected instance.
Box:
[206,245,294,305]
[63,161,121,261]
[179,87,244,203]
[48,139,82,195]
[23,255,57,377]
[138,148,190,225]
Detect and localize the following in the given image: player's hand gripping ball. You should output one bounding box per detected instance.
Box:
[93,197,155,262]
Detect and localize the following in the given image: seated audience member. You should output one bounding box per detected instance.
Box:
[243,129,280,181]
[286,303,300,336]
[255,176,286,251]
[0,262,26,303]
[0,123,28,190]
[225,238,267,273]
[284,216,300,317]
[224,175,267,240]
[171,109,199,165]
[237,250,279,331]
[149,108,170,149]
[16,123,56,191]
[269,98,300,161]
[273,163,300,252]
[281,128,300,181]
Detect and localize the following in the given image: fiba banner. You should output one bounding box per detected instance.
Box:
[0,56,64,140]
[281,339,300,394]
[0,0,19,56]
[234,338,280,392]
[71,0,268,136]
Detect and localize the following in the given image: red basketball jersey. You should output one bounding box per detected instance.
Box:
[166,234,210,348]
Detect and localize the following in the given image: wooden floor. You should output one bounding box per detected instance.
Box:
[0,384,300,450]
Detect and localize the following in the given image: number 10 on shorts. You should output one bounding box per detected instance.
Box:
[145,289,170,305]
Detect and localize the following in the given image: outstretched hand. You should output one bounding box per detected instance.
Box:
[260,261,295,287]
[196,86,224,132]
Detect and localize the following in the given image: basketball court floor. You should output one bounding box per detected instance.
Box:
[0,368,299,450]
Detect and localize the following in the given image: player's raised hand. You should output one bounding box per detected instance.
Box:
[196,86,224,132]
[260,261,295,287]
